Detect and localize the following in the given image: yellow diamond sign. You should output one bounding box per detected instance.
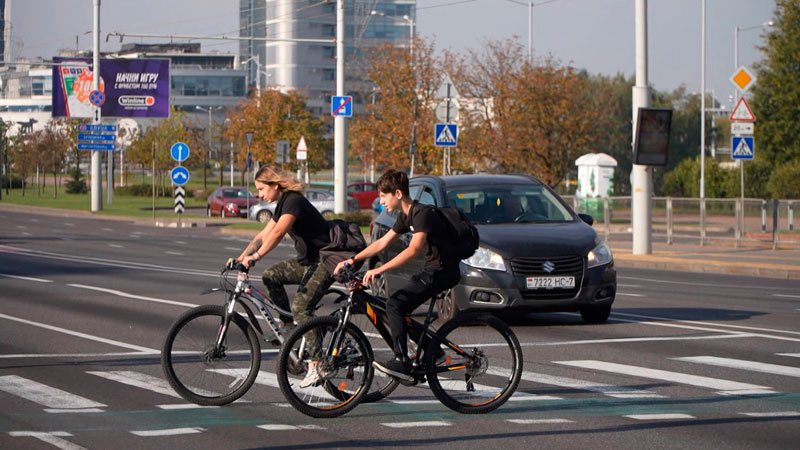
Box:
[730,65,756,92]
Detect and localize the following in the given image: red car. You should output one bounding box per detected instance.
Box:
[347,181,379,210]
[207,186,257,218]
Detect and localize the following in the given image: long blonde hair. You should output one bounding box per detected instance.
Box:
[254,166,303,192]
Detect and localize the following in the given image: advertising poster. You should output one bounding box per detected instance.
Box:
[52,57,170,118]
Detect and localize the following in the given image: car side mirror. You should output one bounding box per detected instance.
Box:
[578,213,594,226]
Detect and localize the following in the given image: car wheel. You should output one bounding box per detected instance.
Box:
[321,210,334,219]
[206,207,212,217]
[369,261,389,298]
[256,210,272,223]
[580,305,611,324]
[435,289,459,322]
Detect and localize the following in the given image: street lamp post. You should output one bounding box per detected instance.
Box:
[241,55,262,98]
[196,106,220,190]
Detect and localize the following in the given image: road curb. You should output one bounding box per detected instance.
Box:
[612,254,800,280]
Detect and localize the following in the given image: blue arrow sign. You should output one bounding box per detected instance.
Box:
[732,136,755,160]
[171,142,190,162]
[171,166,190,186]
[78,133,115,142]
[78,124,117,133]
[331,96,352,117]
[77,142,116,151]
[434,124,458,147]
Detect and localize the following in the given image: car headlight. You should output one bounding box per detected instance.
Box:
[587,240,613,269]
[463,246,507,271]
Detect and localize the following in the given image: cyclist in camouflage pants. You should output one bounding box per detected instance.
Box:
[261,260,333,332]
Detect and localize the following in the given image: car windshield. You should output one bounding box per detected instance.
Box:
[445,184,575,224]
[223,190,255,199]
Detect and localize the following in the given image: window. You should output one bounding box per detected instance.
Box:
[418,187,437,206]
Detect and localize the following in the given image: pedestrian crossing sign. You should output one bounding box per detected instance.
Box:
[732,136,755,160]
[435,123,458,147]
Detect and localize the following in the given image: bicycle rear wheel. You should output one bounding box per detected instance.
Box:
[425,314,522,414]
[161,304,261,406]
[277,316,373,418]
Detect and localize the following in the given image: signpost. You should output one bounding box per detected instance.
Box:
[434,75,459,175]
[296,136,309,185]
[729,65,757,246]
[331,96,353,117]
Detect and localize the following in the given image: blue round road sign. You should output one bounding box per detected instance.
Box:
[170,166,190,186]
[89,90,105,107]
[171,142,190,162]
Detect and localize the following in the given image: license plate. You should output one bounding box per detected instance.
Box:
[526,276,575,289]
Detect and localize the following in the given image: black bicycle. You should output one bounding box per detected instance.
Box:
[276,265,523,418]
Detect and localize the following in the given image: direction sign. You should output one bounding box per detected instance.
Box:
[435,124,458,147]
[730,66,756,92]
[78,124,117,133]
[730,97,756,122]
[170,166,190,185]
[78,133,115,142]
[77,142,116,151]
[174,186,185,214]
[331,96,352,117]
[732,136,755,160]
[89,90,106,107]
[171,142,190,162]
[296,135,308,161]
[435,100,459,123]
[731,122,754,135]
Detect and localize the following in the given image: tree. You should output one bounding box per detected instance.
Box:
[750,0,800,166]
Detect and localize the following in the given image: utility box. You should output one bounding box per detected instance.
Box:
[575,153,617,198]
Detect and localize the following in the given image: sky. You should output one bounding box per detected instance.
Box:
[10,0,776,109]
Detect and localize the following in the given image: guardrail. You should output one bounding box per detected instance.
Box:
[571,196,799,249]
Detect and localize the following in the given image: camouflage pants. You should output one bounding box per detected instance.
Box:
[262,259,334,354]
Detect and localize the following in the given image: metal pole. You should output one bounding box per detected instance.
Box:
[107,146,113,204]
[735,25,745,245]
[91,0,102,212]
[333,0,347,213]
[151,141,156,222]
[528,1,533,64]
[631,0,652,255]
[230,141,234,187]
[699,0,706,245]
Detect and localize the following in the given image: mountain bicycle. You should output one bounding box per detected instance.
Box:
[275,265,524,418]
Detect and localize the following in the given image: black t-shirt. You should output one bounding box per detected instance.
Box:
[392,201,458,270]
[273,190,330,265]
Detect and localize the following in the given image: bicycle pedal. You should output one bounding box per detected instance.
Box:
[269,338,281,347]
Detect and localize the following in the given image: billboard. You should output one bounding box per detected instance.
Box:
[52,57,170,118]
[633,107,672,166]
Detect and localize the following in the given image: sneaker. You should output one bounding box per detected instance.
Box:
[433,347,448,366]
[299,362,324,388]
[373,357,414,382]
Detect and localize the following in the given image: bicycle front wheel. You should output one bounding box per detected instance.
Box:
[277,316,373,418]
[161,304,261,406]
[425,314,523,414]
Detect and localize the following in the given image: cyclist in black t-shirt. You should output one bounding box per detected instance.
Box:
[334,169,460,381]
[237,166,333,388]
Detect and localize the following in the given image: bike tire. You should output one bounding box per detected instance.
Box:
[161,304,261,406]
[425,314,523,414]
[276,316,374,418]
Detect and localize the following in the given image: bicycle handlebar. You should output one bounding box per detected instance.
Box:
[225,258,251,274]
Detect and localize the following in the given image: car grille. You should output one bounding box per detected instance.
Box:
[510,255,584,301]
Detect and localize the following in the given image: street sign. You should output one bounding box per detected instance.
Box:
[435,100,459,123]
[435,74,460,99]
[275,140,289,164]
[245,131,254,148]
[78,133,115,141]
[435,124,458,147]
[78,124,117,133]
[296,135,308,161]
[731,122,754,135]
[730,97,756,122]
[331,96,352,116]
[77,142,116,151]
[730,66,756,92]
[732,136,755,160]
[170,166,190,185]
[89,90,106,107]
[171,142,190,162]
[174,186,185,214]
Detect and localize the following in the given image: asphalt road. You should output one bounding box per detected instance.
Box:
[1,210,799,450]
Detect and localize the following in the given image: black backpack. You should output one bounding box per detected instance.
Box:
[319,219,368,274]
[435,207,480,260]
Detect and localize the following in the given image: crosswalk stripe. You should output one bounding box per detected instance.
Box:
[507,419,574,424]
[624,413,695,420]
[554,360,773,394]
[258,424,326,431]
[0,375,105,410]
[673,356,800,378]
[777,353,800,358]
[382,421,450,428]
[740,411,800,418]
[8,431,87,450]
[492,367,662,398]
[87,370,218,399]
[130,427,205,436]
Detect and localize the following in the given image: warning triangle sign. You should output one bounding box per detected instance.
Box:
[730,97,756,122]
[296,135,307,151]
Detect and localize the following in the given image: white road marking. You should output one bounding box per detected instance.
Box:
[0,352,151,359]
[165,251,184,256]
[0,375,106,410]
[45,408,104,413]
[624,414,695,420]
[493,367,662,398]
[507,419,574,424]
[8,431,87,450]
[257,424,325,431]
[67,284,196,308]
[617,293,645,297]
[740,411,800,418]
[0,273,53,283]
[773,294,800,299]
[674,356,800,378]
[175,241,187,245]
[64,223,75,227]
[130,428,205,437]
[101,228,113,232]
[108,244,123,248]
[608,311,800,341]
[157,404,220,410]
[225,247,242,251]
[21,232,32,236]
[381,421,451,428]
[777,353,800,358]
[87,371,188,398]
[0,312,157,353]
[529,333,753,346]
[16,225,27,229]
[554,360,773,394]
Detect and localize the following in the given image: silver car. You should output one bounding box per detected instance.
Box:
[248,188,358,223]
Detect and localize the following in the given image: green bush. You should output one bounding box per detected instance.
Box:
[65,167,89,194]
[767,159,800,199]
[1,173,25,189]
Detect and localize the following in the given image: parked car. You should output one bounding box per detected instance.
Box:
[207,186,258,218]
[248,188,359,223]
[368,174,616,324]
[347,181,379,209]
